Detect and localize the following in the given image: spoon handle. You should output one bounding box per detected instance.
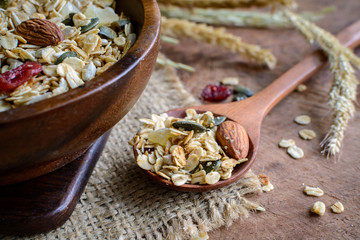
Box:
[243,20,360,118]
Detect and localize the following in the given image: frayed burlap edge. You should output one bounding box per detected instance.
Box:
[7,65,262,240]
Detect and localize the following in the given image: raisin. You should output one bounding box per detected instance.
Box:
[201,84,232,102]
[0,62,42,92]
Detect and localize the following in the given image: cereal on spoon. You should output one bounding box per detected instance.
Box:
[129,109,249,186]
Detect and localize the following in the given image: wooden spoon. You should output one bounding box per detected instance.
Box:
[137,20,360,192]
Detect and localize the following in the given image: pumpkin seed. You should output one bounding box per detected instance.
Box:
[62,13,76,26]
[80,17,99,33]
[99,26,117,39]
[234,86,254,97]
[172,121,207,133]
[214,116,226,126]
[111,19,130,29]
[54,51,78,65]
[202,159,221,174]
[0,0,11,9]
[233,93,248,102]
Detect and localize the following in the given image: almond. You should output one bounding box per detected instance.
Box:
[216,120,249,160]
[15,19,64,46]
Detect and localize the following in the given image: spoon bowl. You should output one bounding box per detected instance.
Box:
[137,20,360,192]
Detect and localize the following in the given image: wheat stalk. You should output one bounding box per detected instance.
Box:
[157,0,297,8]
[321,54,358,156]
[161,17,277,69]
[157,53,195,72]
[160,5,334,28]
[282,9,360,156]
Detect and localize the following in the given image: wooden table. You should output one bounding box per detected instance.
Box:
[161,0,360,238]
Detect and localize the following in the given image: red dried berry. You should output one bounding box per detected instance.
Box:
[0,62,42,92]
[201,84,232,102]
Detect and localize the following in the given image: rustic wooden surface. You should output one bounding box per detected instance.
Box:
[161,0,360,239]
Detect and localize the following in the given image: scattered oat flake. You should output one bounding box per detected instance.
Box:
[278,139,295,148]
[287,145,304,159]
[331,201,344,214]
[304,186,324,197]
[294,115,311,125]
[299,129,316,140]
[262,182,274,192]
[311,201,326,216]
[296,84,307,92]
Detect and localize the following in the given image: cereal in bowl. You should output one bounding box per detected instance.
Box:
[0,0,136,112]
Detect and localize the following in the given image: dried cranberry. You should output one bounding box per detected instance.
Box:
[0,62,42,92]
[201,84,232,102]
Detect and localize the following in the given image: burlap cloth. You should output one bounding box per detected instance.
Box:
[24,66,262,240]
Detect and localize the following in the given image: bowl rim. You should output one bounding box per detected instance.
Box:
[0,0,161,124]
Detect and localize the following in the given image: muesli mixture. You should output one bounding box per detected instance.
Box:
[0,0,136,112]
[129,109,249,186]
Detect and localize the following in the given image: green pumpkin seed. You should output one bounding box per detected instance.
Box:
[233,93,248,102]
[62,13,76,26]
[80,17,99,33]
[99,26,117,39]
[172,121,207,133]
[234,86,254,97]
[214,116,226,126]
[111,19,130,30]
[54,51,78,65]
[202,159,222,174]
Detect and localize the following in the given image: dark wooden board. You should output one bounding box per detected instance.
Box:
[161,0,360,238]
[0,132,110,236]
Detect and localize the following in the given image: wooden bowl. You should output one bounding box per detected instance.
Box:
[0,0,161,186]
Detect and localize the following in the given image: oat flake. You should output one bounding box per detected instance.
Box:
[294,115,311,125]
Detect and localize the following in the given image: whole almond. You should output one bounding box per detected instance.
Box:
[16,19,64,46]
[216,120,249,160]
